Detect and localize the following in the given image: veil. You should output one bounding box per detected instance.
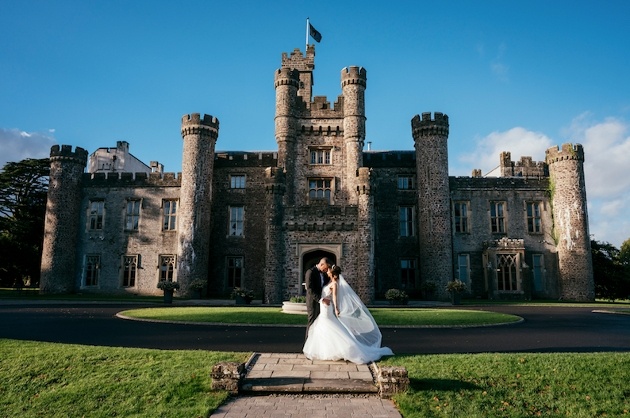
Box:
[335,274,383,348]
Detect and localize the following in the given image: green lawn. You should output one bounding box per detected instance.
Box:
[1,339,628,417]
[119,306,522,327]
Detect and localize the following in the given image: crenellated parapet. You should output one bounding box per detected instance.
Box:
[82,171,181,187]
[411,112,449,138]
[264,167,286,195]
[274,68,300,89]
[281,46,315,72]
[545,143,585,164]
[181,113,219,139]
[341,66,367,88]
[49,144,88,165]
[500,151,548,177]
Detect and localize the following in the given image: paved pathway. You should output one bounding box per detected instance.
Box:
[210,353,402,417]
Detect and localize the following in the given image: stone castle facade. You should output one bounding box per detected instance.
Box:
[39,46,595,302]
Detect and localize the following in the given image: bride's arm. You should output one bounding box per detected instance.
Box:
[332,282,340,316]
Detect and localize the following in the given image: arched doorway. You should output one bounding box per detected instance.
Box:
[301,250,337,295]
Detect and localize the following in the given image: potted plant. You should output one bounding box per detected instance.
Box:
[446,279,466,305]
[157,280,180,304]
[282,295,307,314]
[231,287,254,305]
[189,278,206,299]
[385,288,409,305]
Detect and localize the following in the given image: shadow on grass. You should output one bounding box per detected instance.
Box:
[409,377,481,392]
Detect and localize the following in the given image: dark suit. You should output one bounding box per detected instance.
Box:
[305,264,330,340]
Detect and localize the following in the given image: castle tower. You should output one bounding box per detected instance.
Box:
[341,66,367,205]
[264,167,286,304]
[274,67,300,203]
[545,143,594,301]
[412,112,454,300]
[281,46,315,106]
[355,167,375,302]
[178,113,219,295]
[40,145,88,294]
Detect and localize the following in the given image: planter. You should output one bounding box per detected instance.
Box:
[163,289,174,304]
[282,301,307,315]
[450,292,461,306]
[235,295,252,305]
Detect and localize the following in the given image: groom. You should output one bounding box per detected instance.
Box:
[304,257,331,340]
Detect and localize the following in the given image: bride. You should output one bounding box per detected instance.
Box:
[303,265,393,364]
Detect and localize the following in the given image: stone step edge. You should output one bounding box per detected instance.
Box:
[241,377,379,394]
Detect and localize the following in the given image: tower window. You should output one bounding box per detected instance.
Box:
[399,206,415,237]
[308,179,332,203]
[397,176,414,190]
[310,149,331,165]
[230,175,246,189]
[454,201,470,233]
[125,200,141,231]
[88,200,104,230]
[229,206,244,236]
[162,200,177,231]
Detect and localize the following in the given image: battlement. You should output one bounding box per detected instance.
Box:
[274,68,300,88]
[82,171,181,187]
[341,66,367,88]
[545,143,585,164]
[499,151,548,178]
[411,112,449,138]
[49,144,88,165]
[281,46,315,72]
[181,113,219,128]
[214,151,279,168]
[363,151,416,168]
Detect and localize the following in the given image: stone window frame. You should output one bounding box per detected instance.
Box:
[490,201,507,234]
[400,258,417,290]
[308,177,333,204]
[397,175,415,190]
[309,147,332,165]
[453,201,470,233]
[399,206,416,237]
[84,254,100,287]
[496,253,519,292]
[121,254,139,288]
[226,256,244,288]
[124,199,141,231]
[158,254,177,282]
[88,200,105,231]
[162,199,178,231]
[525,201,543,234]
[230,174,246,189]
[228,206,244,237]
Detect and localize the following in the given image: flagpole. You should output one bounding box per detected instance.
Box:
[306,17,309,51]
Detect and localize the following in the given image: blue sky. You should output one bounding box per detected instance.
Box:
[1,1,629,247]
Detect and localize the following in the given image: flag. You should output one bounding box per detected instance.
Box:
[309,23,322,43]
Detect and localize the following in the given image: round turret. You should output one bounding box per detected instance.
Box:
[274,67,300,202]
[40,145,88,294]
[341,66,367,204]
[411,112,453,300]
[545,143,594,301]
[178,113,219,295]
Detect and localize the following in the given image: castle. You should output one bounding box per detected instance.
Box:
[39,46,595,302]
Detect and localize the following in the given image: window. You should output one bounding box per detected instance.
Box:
[227,256,243,288]
[457,254,470,287]
[454,202,469,233]
[400,259,417,289]
[397,176,414,190]
[163,200,177,231]
[230,175,246,189]
[159,255,176,282]
[125,200,141,231]
[308,179,332,203]
[84,255,100,286]
[310,149,331,165]
[88,201,104,230]
[229,206,244,236]
[122,255,138,287]
[526,202,542,233]
[497,254,518,291]
[490,202,506,233]
[399,206,415,237]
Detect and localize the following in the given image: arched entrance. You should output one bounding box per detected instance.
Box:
[300,249,337,295]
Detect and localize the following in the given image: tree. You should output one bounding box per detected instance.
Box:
[620,238,630,266]
[591,240,630,301]
[0,158,50,287]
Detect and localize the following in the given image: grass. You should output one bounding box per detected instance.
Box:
[118,306,523,327]
[0,339,248,418]
[1,340,628,417]
[380,352,630,418]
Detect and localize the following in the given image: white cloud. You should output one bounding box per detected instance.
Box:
[0,128,57,169]
[457,127,552,176]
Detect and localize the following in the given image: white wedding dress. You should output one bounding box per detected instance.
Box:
[303,276,393,364]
